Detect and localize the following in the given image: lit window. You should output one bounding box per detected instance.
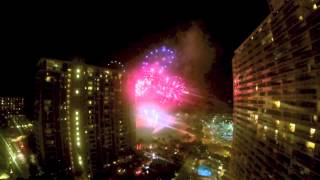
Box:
[45,76,51,82]
[77,142,80,146]
[310,128,316,137]
[75,90,79,94]
[78,156,82,165]
[75,117,79,121]
[298,15,303,21]
[313,4,318,10]
[88,100,92,105]
[289,123,295,133]
[264,126,268,130]
[276,120,280,125]
[306,141,315,149]
[76,69,81,73]
[76,74,80,79]
[274,100,280,108]
[88,86,93,90]
[254,115,258,120]
[75,111,79,115]
[275,129,278,134]
[314,115,318,122]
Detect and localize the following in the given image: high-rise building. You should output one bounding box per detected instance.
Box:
[232,0,319,179]
[34,58,133,178]
[0,97,24,118]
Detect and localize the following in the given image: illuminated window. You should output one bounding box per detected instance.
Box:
[254,115,258,120]
[289,123,295,133]
[298,15,303,21]
[76,74,80,79]
[45,76,51,82]
[88,86,93,90]
[274,100,280,108]
[75,111,79,115]
[306,141,315,149]
[78,156,83,165]
[88,100,92,105]
[264,126,268,130]
[275,129,278,134]
[310,128,316,137]
[75,117,79,121]
[76,69,81,73]
[75,90,79,94]
[314,115,318,122]
[276,120,280,125]
[313,4,318,10]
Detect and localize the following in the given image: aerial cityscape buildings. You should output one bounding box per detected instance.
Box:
[0,0,319,179]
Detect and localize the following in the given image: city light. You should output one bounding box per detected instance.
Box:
[0,173,9,180]
[306,141,315,149]
[310,128,316,137]
[289,123,295,133]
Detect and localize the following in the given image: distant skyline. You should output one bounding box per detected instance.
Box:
[0,2,269,110]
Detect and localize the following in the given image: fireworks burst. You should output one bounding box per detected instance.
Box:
[127,46,190,133]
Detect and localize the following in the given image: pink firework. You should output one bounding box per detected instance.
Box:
[126,46,190,133]
[134,62,187,105]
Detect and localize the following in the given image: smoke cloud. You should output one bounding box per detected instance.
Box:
[171,22,216,90]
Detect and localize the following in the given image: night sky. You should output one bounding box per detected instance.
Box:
[0,2,269,116]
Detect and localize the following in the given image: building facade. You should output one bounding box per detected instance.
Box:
[0,97,24,128]
[232,0,320,179]
[0,97,24,118]
[34,58,133,178]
